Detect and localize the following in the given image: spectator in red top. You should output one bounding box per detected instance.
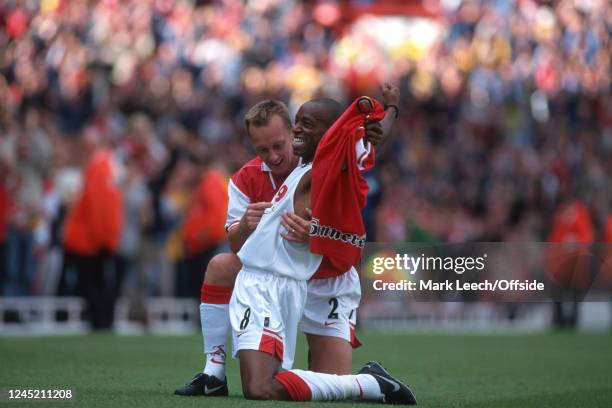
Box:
[546,198,595,329]
[177,152,229,300]
[600,214,612,287]
[0,175,11,294]
[547,200,594,244]
[62,128,124,329]
[63,149,123,255]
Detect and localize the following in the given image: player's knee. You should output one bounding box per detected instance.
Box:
[242,384,263,400]
[243,379,276,400]
[204,253,241,286]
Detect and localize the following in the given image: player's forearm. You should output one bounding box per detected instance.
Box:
[379,107,397,145]
[377,82,400,146]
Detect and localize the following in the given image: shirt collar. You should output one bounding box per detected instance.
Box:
[260,157,302,173]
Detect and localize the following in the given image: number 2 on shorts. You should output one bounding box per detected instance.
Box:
[328,297,339,319]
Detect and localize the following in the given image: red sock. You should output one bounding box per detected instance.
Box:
[274,371,312,402]
[200,283,232,304]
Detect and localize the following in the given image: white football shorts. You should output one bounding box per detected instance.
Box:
[299,267,362,347]
[230,268,307,370]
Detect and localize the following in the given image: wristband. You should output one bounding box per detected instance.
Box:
[384,104,399,119]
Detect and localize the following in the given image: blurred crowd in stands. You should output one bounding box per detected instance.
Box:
[0,0,610,320]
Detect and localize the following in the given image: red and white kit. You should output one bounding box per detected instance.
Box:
[230,135,374,368]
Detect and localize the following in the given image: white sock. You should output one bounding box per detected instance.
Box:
[289,369,383,401]
[200,302,230,379]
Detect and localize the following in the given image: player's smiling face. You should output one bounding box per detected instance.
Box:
[292,102,329,163]
[248,114,297,178]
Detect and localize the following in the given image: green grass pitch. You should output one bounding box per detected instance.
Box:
[1,331,612,407]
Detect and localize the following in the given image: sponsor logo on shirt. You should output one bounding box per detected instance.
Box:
[309,218,366,249]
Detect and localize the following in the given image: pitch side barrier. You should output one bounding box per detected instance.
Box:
[0,297,199,335]
[0,297,87,335]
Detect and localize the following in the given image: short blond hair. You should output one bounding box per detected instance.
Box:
[244,100,292,136]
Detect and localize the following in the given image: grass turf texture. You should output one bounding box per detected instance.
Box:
[1,332,612,407]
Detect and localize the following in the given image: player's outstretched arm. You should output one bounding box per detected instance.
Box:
[228,201,272,253]
[364,82,400,147]
[380,82,400,138]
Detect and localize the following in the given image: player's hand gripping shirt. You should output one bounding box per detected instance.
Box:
[225,157,284,232]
